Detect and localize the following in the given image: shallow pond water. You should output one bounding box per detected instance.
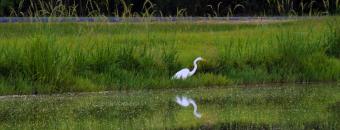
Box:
[0,84,339,129]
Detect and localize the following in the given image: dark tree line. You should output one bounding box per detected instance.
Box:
[0,0,339,16]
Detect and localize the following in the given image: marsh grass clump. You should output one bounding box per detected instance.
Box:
[214,25,340,84]
[161,48,180,76]
[0,44,24,78]
[87,43,117,73]
[325,24,340,58]
[274,30,340,82]
[23,36,72,85]
[0,35,75,93]
[273,32,320,80]
[115,45,140,71]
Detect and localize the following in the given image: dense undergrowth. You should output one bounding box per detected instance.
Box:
[0,17,339,95]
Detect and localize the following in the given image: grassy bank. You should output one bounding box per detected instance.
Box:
[0,17,340,95]
[0,84,339,129]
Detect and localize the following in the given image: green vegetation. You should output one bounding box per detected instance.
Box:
[0,84,339,129]
[0,17,340,95]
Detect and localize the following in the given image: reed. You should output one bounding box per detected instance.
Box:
[3,0,340,17]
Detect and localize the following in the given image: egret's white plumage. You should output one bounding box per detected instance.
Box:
[176,96,202,118]
[172,57,204,80]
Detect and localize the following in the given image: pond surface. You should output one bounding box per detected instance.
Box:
[0,84,339,129]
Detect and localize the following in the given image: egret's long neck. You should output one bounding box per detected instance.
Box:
[189,60,199,76]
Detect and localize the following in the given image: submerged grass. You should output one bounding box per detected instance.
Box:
[0,17,340,94]
[0,84,339,129]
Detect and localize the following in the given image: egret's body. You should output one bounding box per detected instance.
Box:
[172,57,204,80]
[172,69,191,79]
[176,96,202,118]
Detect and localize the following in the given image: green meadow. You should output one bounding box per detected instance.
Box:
[0,17,340,95]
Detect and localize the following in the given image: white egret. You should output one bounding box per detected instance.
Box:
[172,57,204,80]
[176,96,202,118]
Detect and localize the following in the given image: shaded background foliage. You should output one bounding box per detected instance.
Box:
[0,0,339,17]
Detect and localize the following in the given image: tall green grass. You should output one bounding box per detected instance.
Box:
[325,21,340,58]
[0,18,339,95]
